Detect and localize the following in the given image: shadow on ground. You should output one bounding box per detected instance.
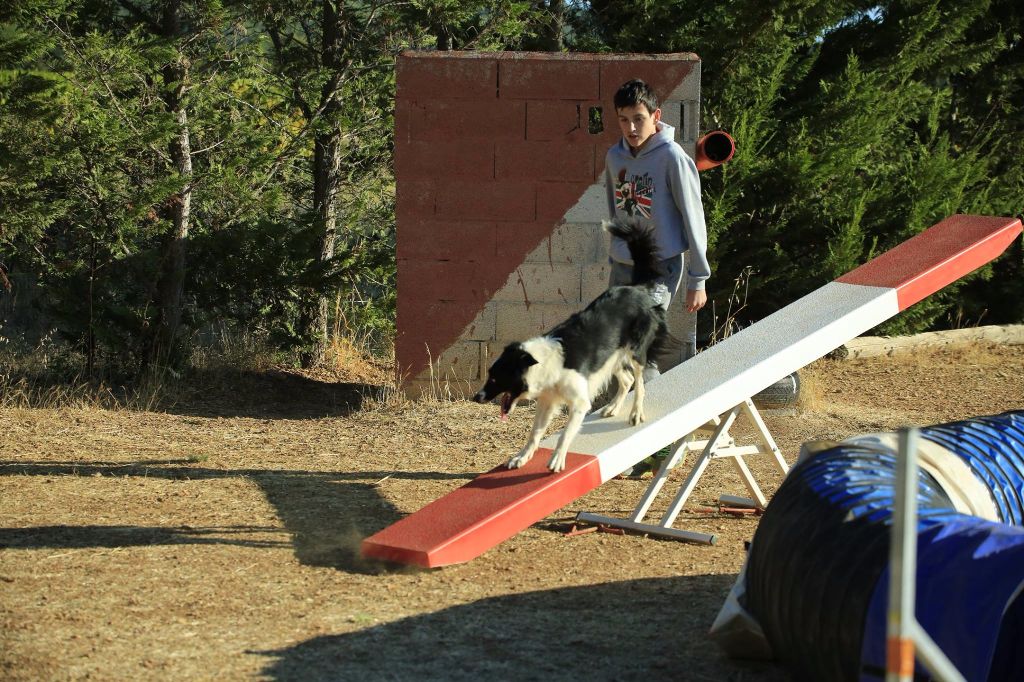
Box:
[255,575,788,682]
[0,524,291,550]
[0,368,387,420]
[0,459,471,573]
[166,369,387,420]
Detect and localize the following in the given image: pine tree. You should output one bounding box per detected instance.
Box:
[1,2,295,376]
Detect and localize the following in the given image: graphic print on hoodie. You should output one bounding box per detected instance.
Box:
[615,168,655,219]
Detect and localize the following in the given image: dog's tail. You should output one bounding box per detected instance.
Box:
[602,217,664,286]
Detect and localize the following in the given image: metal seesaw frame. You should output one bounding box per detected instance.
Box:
[575,398,789,544]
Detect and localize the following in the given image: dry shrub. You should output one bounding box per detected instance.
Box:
[796,361,827,413]
[415,344,476,405]
[187,326,283,375]
[0,331,128,410]
[0,324,402,413]
[311,303,397,390]
[0,369,170,412]
[320,333,392,386]
[706,265,756,347]
[0,373,109,410]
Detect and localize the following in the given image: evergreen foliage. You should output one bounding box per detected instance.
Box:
[1,1,1021,380]
[572,0,1023,337]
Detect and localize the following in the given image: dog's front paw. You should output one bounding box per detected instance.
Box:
[547,451,567,473]
[629,408,646,426]
[507,450,533,469]
[600,403,620,418]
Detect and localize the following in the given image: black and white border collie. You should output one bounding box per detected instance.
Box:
[473,218,676,473]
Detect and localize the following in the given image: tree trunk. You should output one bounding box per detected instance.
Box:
[536,0,565,51]
[143,0,192,372]
[299,0,347,368]
[159,102,192,361]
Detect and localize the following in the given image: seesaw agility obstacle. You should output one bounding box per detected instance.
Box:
[362,214,1023,568]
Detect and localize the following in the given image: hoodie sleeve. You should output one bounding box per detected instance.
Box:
[668,148,711,291]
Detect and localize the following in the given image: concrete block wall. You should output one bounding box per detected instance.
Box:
[395,51,702,397]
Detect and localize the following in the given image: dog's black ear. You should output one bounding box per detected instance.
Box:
[517,350,538,369]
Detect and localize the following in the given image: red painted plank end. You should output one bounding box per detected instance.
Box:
[838,215,1022,310]
[361,450,601,568]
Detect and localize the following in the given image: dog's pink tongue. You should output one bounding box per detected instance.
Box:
[500,412,508,422]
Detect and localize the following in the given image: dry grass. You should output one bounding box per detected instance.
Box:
[1,326,399,414]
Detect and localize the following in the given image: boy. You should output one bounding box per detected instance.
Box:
[605,79,711,478]
[605,78,709,369]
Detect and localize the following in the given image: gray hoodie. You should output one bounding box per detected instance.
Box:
[604,121,711,291]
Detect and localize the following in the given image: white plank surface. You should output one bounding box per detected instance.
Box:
[540,281,900,480]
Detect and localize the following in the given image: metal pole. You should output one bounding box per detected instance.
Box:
[887,427,919,682]
[887,427,966,682]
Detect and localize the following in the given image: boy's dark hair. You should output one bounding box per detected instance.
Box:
[613,79,659,113]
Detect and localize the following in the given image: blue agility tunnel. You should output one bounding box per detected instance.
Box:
[711,411,1024,682]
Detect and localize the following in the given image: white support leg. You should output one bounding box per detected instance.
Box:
[741,399,788,476]
[631,438,685,523]
[729,454,768,509]
[716,400,789,509]
[660,407,740,527]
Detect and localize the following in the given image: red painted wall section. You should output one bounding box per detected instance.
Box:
[395,51,700,389]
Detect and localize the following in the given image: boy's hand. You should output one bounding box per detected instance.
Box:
[685,289,707,313]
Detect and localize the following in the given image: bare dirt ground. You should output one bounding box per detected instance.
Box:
[1,342,1022,681]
